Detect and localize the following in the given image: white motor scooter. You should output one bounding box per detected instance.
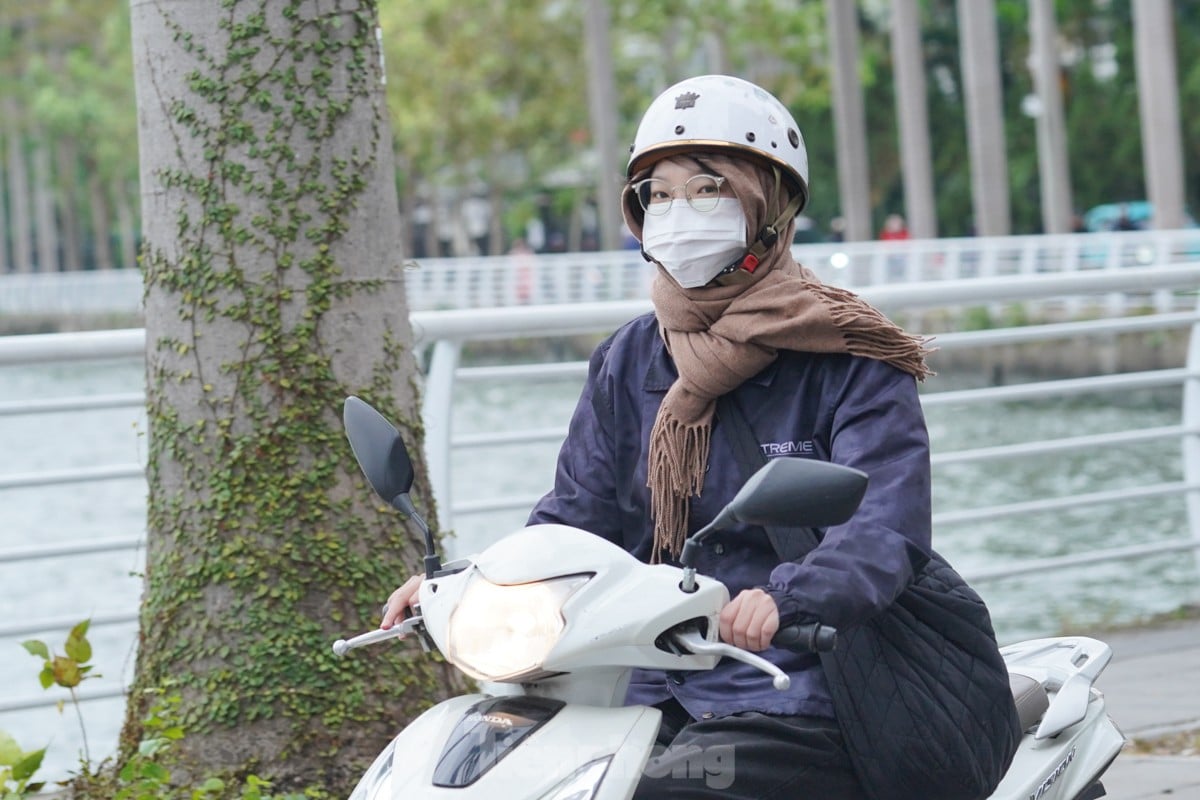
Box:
[334,397,1124,800]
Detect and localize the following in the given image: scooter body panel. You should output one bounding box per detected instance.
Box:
[986,693,1124,800]
[366,693,662,800]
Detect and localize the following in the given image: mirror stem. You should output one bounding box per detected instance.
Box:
[393,493,442,578]
[678,539,701,593]
[680,567,698,593]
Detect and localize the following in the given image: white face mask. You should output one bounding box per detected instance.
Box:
[641,198,748,288]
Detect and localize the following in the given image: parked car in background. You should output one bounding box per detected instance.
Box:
[1083,201,1197,232]
[1077,201,1200,268]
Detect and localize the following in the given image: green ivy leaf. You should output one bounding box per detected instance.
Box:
[20,640,50,661]
[138,737,170,758]
[139,761,170,783]
[0,731,21,766]
[11,748,45,782]
[65,622,93,664]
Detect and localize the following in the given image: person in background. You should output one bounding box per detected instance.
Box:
[827,215,846,242]
[506,237,536,304]
[1114,203,1140,231]
[879,212,910,240]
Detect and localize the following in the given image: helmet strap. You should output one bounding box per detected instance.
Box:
[716,167,804,281]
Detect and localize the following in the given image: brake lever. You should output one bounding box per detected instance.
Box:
[670,628,791,690]
[333,615,427,656]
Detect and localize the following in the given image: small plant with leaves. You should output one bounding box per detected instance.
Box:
[22,619,100,764]
[68,687,311,800]
[15,623,319,799]
[0,730,46,799]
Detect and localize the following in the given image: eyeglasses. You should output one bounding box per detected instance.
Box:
[632,174,727,216]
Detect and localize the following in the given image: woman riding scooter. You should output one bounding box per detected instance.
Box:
[383,74,1020,800]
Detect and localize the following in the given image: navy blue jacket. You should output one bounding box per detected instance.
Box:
[528,312,932,721]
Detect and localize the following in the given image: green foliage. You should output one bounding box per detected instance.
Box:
[6,0,1200,251]
[0,731,47,800]
[86,690,313,800]
[23,620,98,691]
[22,620,100,765]
[960,306,995,331]
[0,0,139,262]
[66,684,322,800]
[8,631,327,799]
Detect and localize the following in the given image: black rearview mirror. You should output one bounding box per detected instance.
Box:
[680,458,869,582]
[343,395,415,507]
[344,396,442,578]
[723,457,868,530]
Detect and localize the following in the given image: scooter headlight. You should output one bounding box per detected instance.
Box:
[536,757,612,800]
[447,573,589,681]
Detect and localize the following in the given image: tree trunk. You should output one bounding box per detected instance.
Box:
[86,167,115,271]
[825,0,872,241]
[116,181,137,271]
[32,137,58,272]
[488,181,504,255]
[890,0,937,239]
[1029,0,1074,234]
[583,0,621,251]
[56,139,84,271]
[1132,0,1186,230]
[5,105,33,274]
[126,0,465,793]
[957,0,1011,236]
[0,133,9,275]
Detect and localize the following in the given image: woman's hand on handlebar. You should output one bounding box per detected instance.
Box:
[380,574,423,631]
[719,588,780,652]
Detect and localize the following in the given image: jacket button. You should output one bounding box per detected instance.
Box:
[712,542,725,556]
[670,673,684,685]
[701,712,715,720]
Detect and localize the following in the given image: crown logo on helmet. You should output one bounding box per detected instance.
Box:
[674,92,699,110]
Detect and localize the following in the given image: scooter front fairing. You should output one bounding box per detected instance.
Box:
[351,693,662,800]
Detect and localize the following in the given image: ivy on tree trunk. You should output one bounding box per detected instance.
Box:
[125,0,467,793]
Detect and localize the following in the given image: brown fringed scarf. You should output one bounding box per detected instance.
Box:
[622,154,934,562]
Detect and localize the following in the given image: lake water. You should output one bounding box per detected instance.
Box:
[1,356,1197,779]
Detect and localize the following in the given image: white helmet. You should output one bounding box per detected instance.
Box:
[627,74,810,212]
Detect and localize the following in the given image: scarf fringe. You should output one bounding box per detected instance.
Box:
[647,407,712,563]
[814,282,934,380]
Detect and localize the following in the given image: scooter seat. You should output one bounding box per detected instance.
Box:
[1009,672,1050,732]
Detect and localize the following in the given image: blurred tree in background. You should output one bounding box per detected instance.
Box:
[1,0,1197,254]
[0,0,138,273]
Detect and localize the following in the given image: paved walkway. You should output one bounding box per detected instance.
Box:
[1086,616,1200,798]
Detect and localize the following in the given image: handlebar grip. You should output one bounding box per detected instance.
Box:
[773,623,838,653]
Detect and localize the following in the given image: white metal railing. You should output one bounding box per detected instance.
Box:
[1,261,1198,723]
[3,229,1199,316]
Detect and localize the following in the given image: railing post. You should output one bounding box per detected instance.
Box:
[1184,289,1200,575]
[421,338,462,533]
[1153,233,1173,312]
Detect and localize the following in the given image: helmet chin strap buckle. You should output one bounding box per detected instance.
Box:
[734,226,779,275]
